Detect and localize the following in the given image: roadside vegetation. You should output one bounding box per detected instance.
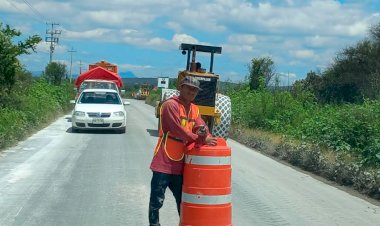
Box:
[227,88,380,200]
[145,89,160,106]
[226,23,380,200]
[0,23,74,150]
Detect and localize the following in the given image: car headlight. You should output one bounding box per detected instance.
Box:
[113,111,125,117]
[74,111,85,117]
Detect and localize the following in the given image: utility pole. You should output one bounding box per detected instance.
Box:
[79,60,83,74]
[68,47,76,83]
[45,22,61,63]
[287,72,290,90]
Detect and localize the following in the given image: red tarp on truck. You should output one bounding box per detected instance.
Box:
[75,66,123,88]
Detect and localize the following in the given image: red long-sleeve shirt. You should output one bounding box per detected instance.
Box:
[150,96,209,175]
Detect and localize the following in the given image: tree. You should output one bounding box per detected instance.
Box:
[312,22,380,103]
[322,39,376,102]
[44,62,67,85]
[292,71,322,98]
[0,23,41,95]
[13,68,34,91]
[369,23,380,99]
[248,57,276,90]
[369,22,380,42]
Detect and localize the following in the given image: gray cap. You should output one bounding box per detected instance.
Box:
[180,76,202,90]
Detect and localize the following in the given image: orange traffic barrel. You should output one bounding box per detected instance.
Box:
[180,138,232,226]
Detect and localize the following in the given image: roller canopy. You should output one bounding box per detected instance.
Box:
[75,66,123,88]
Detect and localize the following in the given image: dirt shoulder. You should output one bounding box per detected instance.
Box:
[229,125,380,203]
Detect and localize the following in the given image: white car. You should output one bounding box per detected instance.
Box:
[71,89,128,133]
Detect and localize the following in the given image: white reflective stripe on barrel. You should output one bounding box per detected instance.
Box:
[185,155,231,165]
[182,192,232,205]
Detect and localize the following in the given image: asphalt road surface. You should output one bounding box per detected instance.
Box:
[0,99,379,226]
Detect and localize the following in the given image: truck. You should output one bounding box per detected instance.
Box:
[133,84,151,100]
[155,43,231,139]
[88,60,118,73]
[74,62,124,99]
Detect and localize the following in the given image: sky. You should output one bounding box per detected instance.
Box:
[1,0,380,85]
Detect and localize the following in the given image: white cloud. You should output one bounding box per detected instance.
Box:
[289,49,316,59]
[35,42,67,54]
[223,0,372,38]
[121,36,173,50]
[227,34,257,44]
[52,45,67,54]
[223,71,246,82]
[62,28,112,40]
[0,0,29,13]
[178,3,228,33]
[306,35,335,47]
[223,44,254,54]
[119,63,152,71]
[80,10,155,27]
[145,37,171,47]
[166,21,182,33]
[120,29,140,36]
[288,60,302,66]
[337,21,368,36]
[14,24,33,34]
[172,34,199,45]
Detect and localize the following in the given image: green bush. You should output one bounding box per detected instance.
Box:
[145,89,161,106]
[0,108,27,147]
[0,79,74,149]
[229,88,380,167]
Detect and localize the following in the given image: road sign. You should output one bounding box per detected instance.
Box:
[158,77,169,88]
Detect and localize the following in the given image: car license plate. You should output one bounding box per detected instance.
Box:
[92,118,104,124]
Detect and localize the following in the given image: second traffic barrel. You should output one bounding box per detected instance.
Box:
[180,138,232,226]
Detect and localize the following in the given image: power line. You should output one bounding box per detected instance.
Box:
[21,0,46,22]
[5,0,44,23]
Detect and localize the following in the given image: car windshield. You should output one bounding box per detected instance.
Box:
[79,91,121,104]
[79,81,118,93]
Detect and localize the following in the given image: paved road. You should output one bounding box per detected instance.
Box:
[0,99,379,226]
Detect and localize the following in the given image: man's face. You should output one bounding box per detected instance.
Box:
[180,84,199,103]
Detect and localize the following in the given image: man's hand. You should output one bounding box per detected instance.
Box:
[205,136,217,146]
[196,125,207,136]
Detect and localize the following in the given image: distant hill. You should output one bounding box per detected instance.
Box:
[122,77,157,89]
[119,71,136,78]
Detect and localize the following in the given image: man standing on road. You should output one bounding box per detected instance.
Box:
[148,76,217,226]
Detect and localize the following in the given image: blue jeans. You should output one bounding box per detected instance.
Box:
[148,171,183,226]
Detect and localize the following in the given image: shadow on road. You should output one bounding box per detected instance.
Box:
[66,127,74,133]
[66,127,122,134]
[146,129,159,137]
